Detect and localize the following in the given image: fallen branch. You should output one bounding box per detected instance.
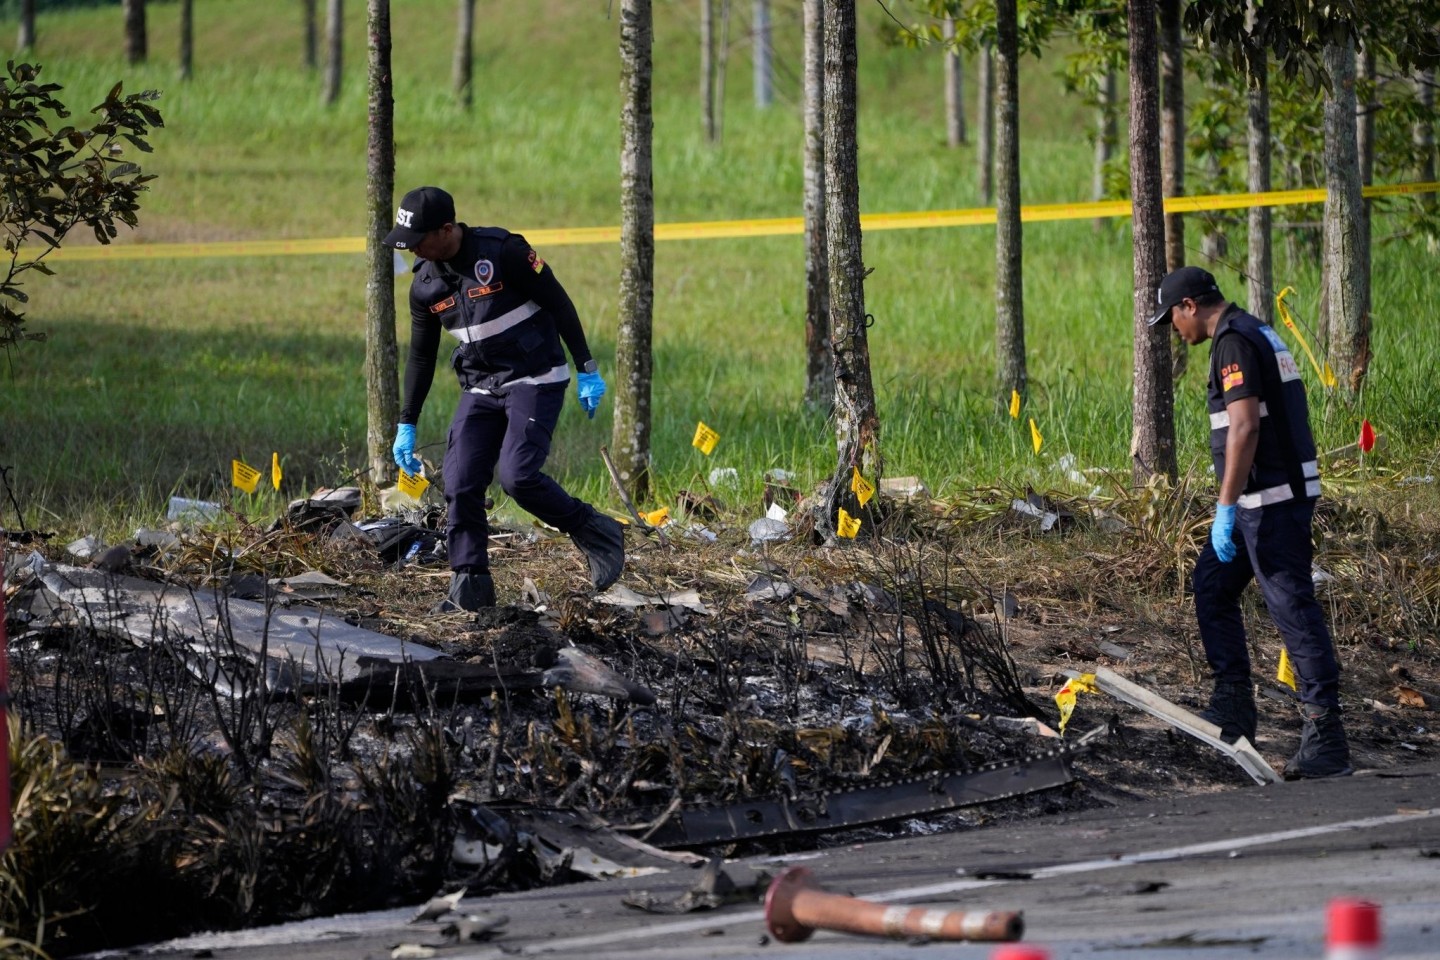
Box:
[600,445,671,548]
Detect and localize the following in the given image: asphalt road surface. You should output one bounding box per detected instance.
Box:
[124,762,1440,960]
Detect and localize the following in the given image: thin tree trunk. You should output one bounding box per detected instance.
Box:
[303,0,318,70]
[802,0,831,411]
[1159,0,1185,272]
[453,0,476,108]
[753,0,772,109]
[1092,69,1117,230]
[1244,0,1272,323]
[1416,70,1436,187]
[123,0,147,64]
[1355,44,1374,305]
[1322,35,1369,394]
[1128,0,1176,484]
[323,0,343,105]
[715,0,731,143]
[615,0,656,501]
[819,0,880,540]
[977,42,995,204]
[700,0,717,142]
[178,0,193,81]
[1158,0,1188,378]
[994,0,1025,407]
[943,18,966,147]
[364,0,398,483]
[17,0,35,52]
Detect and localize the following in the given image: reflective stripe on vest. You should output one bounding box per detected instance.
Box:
[450,300,542,345]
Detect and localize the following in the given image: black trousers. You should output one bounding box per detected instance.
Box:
[442,382,589,571]
[1193,497,1340,707]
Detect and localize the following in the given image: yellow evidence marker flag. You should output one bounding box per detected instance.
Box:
[1277,647,1298,691]
[1009,389,1021,419]
[1274,287,1337,389]
[397,470,430,499]
[643,506,671,528]
[231,459,261,495]
[850,467,876,507]
[1029,418,1043,455]
[692,421,720,456]
[836,508,862,539]
[271,452,283,491]
[1055,672,1099,734]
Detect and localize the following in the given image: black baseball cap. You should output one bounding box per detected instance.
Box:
[383,186,456,249]
[1148,266,1221,326]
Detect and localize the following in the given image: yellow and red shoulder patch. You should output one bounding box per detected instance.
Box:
[527,248,546,274]
[1220,362,1245,391]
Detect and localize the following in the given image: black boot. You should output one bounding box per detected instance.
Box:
[1199,679,1258,744]
[568,509,625,591]
[434,569,496,613]
[1283,703,1353,780]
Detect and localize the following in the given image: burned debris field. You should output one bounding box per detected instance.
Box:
[4,472,1437,955]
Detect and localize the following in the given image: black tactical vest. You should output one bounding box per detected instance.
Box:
[412,226,569,394]
[1206,306,1321,509]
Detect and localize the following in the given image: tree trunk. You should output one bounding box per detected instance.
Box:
[714,0,732,143]
[615,0,656,501]
[1322,35,1369,394]
[123,0,147,64]
[303,0,318,70]
[17,0,35,52]
[453,0,476,108]
[323,0,343,106]
[1355,44,1374,302]
[700,0,717,142]
[819,0,880,541]
[1416,70,1436,187]
[364,0,398,484]
[753,0,773,109]
[994,0,1025,407]
[943,18,966,147]
[1244,0,1272,323]
[1127,0,1176,484]
[976,42,995,204]
[1092,69,1117,230]
[179,0,193,81]
[1158,0,1188,378]
[1159,0,1185,272]
[802,0,831,411]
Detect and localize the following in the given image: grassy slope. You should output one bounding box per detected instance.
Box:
[2,0,1436,531]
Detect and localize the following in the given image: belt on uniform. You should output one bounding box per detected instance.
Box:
[466,363,572,395]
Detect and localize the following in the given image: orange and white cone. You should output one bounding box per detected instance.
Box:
[1326,898,1382,960]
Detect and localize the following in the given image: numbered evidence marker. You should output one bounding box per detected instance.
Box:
[692,421,720,456]
[1009,389,1021,419]
[271,452,283,491]
[643,506,671,528]
[232,459,261,494]
[397,470,430,499]
[850,466,875,507]
[1029,418,1044,455]
[835,507,862,539]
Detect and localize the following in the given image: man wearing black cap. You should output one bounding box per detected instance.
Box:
[1150,266,1351,779]
[383,186,624,611]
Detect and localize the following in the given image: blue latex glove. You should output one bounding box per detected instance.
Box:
[392,423,423,476]
[1211,503,1238,562]
[577,370,607,419]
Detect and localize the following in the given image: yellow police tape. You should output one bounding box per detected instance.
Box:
[47,181,1439,262]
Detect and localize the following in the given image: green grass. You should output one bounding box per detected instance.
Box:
[2,0,1437,534]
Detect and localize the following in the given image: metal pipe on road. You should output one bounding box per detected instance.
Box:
[763,865,1023,943]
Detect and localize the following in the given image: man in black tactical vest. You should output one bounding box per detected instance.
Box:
[1149,266,1352,779]
[382,186,624,611]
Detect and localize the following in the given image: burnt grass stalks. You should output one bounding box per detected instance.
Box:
[3,469,1439,955]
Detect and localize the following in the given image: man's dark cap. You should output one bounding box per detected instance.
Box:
[383,186,456,249]
[1148,266,1221,326]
